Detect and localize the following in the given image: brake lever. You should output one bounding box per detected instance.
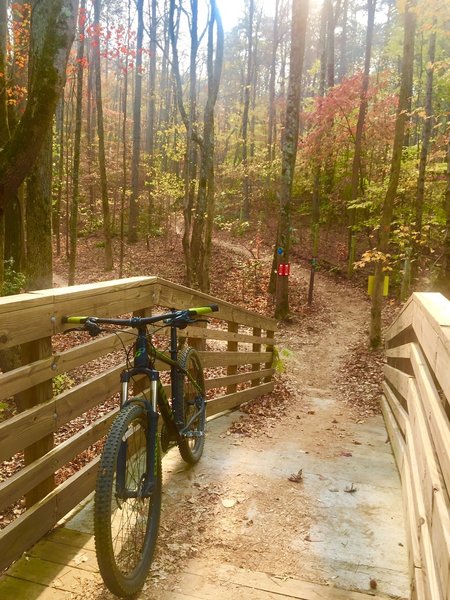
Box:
[84,318,102,337]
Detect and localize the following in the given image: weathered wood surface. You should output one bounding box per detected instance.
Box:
[0,277,277,572]
[0,528,396,600]
[383,292,450,600]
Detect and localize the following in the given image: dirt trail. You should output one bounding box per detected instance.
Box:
[66,262,408,600]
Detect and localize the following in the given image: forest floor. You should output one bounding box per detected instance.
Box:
[48,229,410,598]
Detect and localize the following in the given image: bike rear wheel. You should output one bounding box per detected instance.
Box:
[175,347,206,464]
[94,402,161,598]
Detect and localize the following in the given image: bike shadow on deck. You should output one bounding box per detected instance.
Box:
[0,402,410,600]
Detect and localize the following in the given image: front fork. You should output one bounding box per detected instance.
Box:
[116,370,160,499]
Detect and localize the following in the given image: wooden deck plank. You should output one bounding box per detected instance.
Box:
[46,527,95,551]
[0,576,74,598]
[179,560,395,600]
[29,539,98,572]
[4,555,97,592]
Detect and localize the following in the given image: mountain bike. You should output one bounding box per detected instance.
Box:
[62,304,218,598]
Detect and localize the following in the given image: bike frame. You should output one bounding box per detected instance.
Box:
[116,321,204,499]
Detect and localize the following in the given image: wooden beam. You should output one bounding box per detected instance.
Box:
[0,410,117,512]
[409,343,450,497]
[405,421,443,600]
[384,364,412,401]
[381,394,405,473]
[206,382,274,417]
[382,381,408,435]
[0,459,98,572]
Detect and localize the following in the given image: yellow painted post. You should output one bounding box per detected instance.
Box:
[368,275,389,297]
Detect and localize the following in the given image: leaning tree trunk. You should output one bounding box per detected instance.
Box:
[274,0,309,319]
[369,0,416,347]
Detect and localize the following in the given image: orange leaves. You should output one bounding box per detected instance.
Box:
[6,84,27,106]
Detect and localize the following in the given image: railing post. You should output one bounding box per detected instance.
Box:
[188,321,206,351]
[252,327,261,386]
[19,337,54,507]
[226,321,239,394]
[264,330,275,383]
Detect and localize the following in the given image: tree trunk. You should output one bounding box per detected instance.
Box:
[437,116,450,296]
[86,44,96,217]
[54,100,64,256]
[128,0,144,243]
[338,0,348,82]
[119,0,131,278]
[68,0,86,285]
[369,0,416,347]
[170,0,200,287]
[241,0,254,221]
[275,0,309,319]
[413,25,436,285]
[267,0,280,163]
[26,129,53,290]
[146,0,157,237]
[93,0,113,271]
[347,0,376,278]
[0,0,77,212]
[190,0,224,292]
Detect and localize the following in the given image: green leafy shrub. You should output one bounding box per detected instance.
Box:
[1,259,26,296]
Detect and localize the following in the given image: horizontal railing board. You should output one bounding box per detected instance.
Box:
[0,329,135,402]
[153,278,277,331]
[179,327,274,346]
[205,369,274,390]
[384,364,412,401]
[0,364,123,462]
[199,351,272,368]
[412,295,450,405]
[407,378,444,520]
[380,395,405,474]
[409,343,450,497]
[0,410,117,513]
[431,488,450,598]
[382,381,408,435]
[0,458,98,573]
[385,297,416,343]
[401,460,427,600]
[205,382,274,417]
[0,278,159,350]
[405,421,443,600]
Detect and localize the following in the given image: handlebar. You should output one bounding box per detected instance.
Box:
[62,304,219,335]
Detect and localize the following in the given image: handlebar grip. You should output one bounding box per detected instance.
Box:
[62,316,89,324]
[188,304,219,316]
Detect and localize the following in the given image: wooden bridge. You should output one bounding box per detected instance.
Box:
[0,277,276,572]
[382,292,450,600]
[0,280,448,600]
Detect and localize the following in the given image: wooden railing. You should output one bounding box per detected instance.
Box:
[381,292,450,600]
[0,276,277,572]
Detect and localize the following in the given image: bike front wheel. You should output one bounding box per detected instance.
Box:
[175,347,206,464]
[94,402,162,598]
